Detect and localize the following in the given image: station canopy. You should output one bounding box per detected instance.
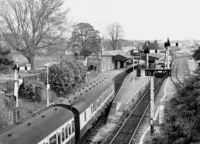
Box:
[112,54,133,62]
[141,53,163,61]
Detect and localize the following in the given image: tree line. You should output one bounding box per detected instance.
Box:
[0,0,125,70]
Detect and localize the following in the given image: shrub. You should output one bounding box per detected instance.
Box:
[18,80,44,102]
[48,63,75,96]
[76,61,86,82]
[0,58,14,65]
[62,60,83,84]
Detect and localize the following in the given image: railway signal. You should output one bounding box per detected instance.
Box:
[144,45,149,69]
[164,38,171,69]
[144,38,172,136]
[12,61,31,123]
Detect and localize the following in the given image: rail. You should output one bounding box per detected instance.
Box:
[101,78,165,144]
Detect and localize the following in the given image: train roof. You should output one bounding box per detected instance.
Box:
[0,106,74,144]
[62,76,113,113]
[60,67,132,114]
[0,66,132,144]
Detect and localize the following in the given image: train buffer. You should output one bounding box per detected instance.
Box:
[145,69,171,77]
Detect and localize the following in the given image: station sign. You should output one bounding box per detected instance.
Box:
[145,69,171,77]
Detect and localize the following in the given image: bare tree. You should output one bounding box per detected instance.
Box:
[0,0,71,70]
[47,38,71,62]
[106,23,123,50]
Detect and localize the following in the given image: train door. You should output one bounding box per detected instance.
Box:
[57,132,61,144]
[61,128,65,143]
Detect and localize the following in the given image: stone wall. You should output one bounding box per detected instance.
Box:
[101,56,114,72]
[87,56,114,72]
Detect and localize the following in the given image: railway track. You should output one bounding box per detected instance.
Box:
[101,78,164,144]
[170,57,191,88]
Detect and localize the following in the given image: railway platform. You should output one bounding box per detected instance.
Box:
[107,69,149,124]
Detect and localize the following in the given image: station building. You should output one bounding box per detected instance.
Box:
[87,50,133,72]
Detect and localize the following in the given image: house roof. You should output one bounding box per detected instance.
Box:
[112,54,133,61]
[102,50,128,56]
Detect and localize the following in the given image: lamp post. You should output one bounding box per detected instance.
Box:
[46,63,50,107]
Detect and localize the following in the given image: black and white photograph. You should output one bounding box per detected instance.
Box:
[0,0,199,144]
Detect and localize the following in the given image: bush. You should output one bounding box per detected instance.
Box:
[18,80,44,102]
[62,60,84,84]
[76,61,86,81]
[47,60,86,97]
[0,58,14,65]
[48,63,75,96]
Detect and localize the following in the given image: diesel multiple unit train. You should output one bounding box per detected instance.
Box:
[0,67,133,144]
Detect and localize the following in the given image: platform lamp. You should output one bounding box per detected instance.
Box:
[144,44,150,69]
[46,63,50,107]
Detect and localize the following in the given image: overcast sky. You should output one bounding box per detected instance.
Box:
[64,0,200,41]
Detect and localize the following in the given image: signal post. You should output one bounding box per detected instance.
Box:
[145,38,171,136]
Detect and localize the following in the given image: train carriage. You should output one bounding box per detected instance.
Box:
[0,66,133,144]
[0,106,75,144]
[59,76,115,144]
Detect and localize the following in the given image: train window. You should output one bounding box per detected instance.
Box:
[94,101,98,110]
[72,120,75,133]
[49,134,57,144]
[99,98,102,106]
[69,125,72,135]
[65,125,68,139]
[97,100,100,107]
[58,133,61,144]
[62,128,65,142]
[91,105,93,114]
[84,111,87,121]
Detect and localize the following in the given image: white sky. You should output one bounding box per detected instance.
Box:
[64,0,200,40]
